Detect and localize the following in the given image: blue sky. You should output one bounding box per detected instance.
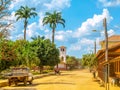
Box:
[8,0,120,58]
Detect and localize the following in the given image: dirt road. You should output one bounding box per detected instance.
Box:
[1,69,120,90]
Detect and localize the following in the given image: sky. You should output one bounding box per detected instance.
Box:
[8,0,120,58]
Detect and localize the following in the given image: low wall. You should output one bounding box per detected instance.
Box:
[0,80,8,87]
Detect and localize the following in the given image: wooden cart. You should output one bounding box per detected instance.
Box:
[7,67,33,86]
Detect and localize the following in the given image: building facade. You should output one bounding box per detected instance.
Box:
[59,46,66,63]
[57,46,67,70]
[96,35,120,84]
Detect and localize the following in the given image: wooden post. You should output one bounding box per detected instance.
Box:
[118,60,120,73]
[103,18,109,90]
[94,40,96,54]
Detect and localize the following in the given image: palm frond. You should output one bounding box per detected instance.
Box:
[57,21,65,28]
[61,18,65,23]
[15,5,37,40]
[16,16,22,21]
[42,10,65,43]
[45,12,52,16]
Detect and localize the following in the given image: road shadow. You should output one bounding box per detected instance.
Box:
[0,87,36,90]
[32,82,76,86]
[60,73,75,76]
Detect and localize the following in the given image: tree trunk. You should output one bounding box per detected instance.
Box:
[52,29,55,43]
[57,63,58,69]
[39,66,43,74]
[24,19,27,40]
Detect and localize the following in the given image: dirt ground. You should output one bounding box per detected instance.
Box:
[0,69,120,90]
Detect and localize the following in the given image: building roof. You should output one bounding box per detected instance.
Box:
[108,35,120,41]
[101,35,120,42]
[59,46,66,48]
[96,42,120,58]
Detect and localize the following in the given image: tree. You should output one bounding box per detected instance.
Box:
[15,6,37,40]
[66,56,80,70]
[14,40,30,66]
[35,37,60,73]
[43,11,65,43]
[81,53,97,69]
[0,40,17,72]
[13,39,39,68]
[0,40,17,61]
[0,0,13,39]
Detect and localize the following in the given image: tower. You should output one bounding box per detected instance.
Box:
[55,46,67,70]
[59,46,66,63]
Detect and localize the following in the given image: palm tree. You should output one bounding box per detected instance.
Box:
[15,6,37,40]
[43,11,65,43]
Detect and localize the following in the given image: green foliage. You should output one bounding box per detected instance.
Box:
[43,11,65,43]
[13,40,28,66]
[81,53,97,68]
[66,56,81,69]
[0,40,16,61]
[31,36,60,73]
[14,39,39,68]
[36,38,60,67]
[43,11,65,29]
[15,6,37,40]
[0,36,60,73]
[0,39,17,72]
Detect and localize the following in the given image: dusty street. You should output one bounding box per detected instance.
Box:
[0,69,120,90]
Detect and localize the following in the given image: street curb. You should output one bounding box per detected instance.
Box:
[0,72,54,87]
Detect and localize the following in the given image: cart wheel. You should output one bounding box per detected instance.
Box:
[14,78,18,86]
[29,81,32,85]
[24,77,27,86]
[8,79,11,86]
[15,81,18,86]
[28,77,33,85]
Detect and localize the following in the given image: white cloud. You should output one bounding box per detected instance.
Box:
[80,38,94,45]
[26,22,39,38]
[55,31,65,41]
[100,29,115,38]
[38,12,45,30]
[44,30,73,42]
[55,35,64,41]
[98,0,120,7]
[73,9,113,38]
[10,12,16,21]
[9,0,45,10]
[44,29,50,33]
[69,38,94,51]
[45,34,51,40]
[10,0,71,40]
[9,0,25,10]
[70,42,81,51]
[44,0,71,10]
[0,11,15,23]
[16,34,24,40]
[96,37,101,46]
[108,29,115,36]
[2,11,16,22]
[55,30,73,41]
[10,0,71,11]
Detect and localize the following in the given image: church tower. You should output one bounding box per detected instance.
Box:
[59,46,66,63]
[55,46,67,70]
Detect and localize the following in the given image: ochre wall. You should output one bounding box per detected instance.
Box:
[100,41,120,49]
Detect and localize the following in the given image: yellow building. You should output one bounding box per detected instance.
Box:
[100,35,120,49]
[96,35,120,84]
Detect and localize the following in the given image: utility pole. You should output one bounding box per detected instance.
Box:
[103,18,109,90]
[94,40,96,54]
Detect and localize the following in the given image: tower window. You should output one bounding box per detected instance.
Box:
[61,48,64,51]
